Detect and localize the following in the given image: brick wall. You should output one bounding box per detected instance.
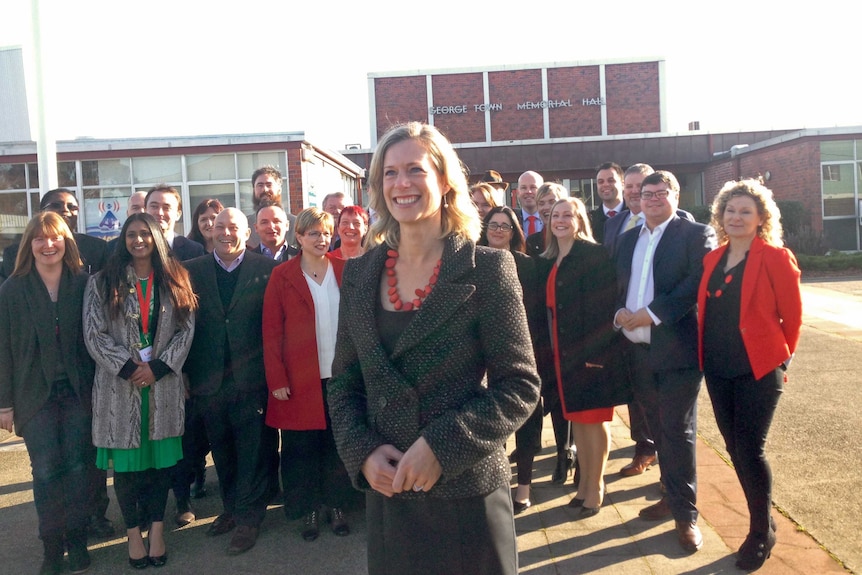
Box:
[285,147,304,216]
[374,76,428,137]
[547,66,602,138]
[703,140,823,232]
[431,73,485,143]
[606,62,661,135]
[489,69,544,141]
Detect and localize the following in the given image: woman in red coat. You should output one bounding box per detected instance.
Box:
[697,179,802,571]
[263,207,350,542]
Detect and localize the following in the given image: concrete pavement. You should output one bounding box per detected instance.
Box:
[1,277,860,574]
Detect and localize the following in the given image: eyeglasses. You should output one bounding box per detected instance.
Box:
[47,202,79,212]
[639,190,671,200]
[487,222,513,232]
[303,231,332,239]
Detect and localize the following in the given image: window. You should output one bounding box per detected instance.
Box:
[822,165,841,182]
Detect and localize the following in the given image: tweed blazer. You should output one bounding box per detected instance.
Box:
[327,235,541,500]
[0,269,94,435]
[83,270,194,448]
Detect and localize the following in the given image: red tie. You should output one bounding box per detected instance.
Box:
[607,210,617,218]
[527,215,537,236]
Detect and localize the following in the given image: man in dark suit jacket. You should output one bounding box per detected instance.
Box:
[184,208,278,556]
[145,184,205,261]
[252,203,298,263]
[590,162,625,244]
[614,170,716,553]
[0,189,108,285]
[513,171,544,238]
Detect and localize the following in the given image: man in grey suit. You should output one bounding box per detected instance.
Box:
[614,170,716,553]
[184,208,278,556]
[252,203,297,263]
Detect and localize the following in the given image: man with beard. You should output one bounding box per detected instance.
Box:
[247,166,297,251]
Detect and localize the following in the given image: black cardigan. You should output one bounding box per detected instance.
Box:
[0,269,94,434]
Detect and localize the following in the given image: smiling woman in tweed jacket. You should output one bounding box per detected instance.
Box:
[327,122,541,575]
[83,213,196,569]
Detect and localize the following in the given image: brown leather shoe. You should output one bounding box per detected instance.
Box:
[227,525,259,555]
[619,454,657,477]
[206,514,236,537]
[676,520,703,552]
[638,497,672,521]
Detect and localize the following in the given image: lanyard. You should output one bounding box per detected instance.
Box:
[135,270,154,336]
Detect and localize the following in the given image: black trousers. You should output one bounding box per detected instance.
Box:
[513,402,543,485]
[706,368,783,534]
[196,382,278,527]
[627,343,702,523]
[114,467,173,529]
[171,396,210,502]
[20,380,91,542]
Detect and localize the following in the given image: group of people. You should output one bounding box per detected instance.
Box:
[469,159,801,572]
[1,121,802,575]
[0,168,372,574]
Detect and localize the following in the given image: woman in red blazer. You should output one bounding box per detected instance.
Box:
[262,207,350,542]
[697,179,802,571]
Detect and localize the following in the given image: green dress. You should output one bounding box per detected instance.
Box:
[96,278,183,472]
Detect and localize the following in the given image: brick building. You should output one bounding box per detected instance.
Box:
[349,59,862,251]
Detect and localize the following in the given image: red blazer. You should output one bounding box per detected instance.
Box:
[697,237,802,380]
[263,253,344,430]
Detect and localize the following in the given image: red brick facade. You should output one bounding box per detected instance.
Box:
[704,140,822,232]
[371,61,661,144]
[606,62,661,135]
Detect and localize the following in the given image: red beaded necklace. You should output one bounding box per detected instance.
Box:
[385,248,441,311]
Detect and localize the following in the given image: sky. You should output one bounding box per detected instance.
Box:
[3,0,860,152]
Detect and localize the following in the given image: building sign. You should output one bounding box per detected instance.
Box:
[429,98,603,115]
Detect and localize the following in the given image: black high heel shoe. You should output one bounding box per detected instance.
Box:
[128,555,149,569]
[735,529,776,571]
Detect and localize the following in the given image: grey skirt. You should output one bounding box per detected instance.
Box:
[365,485,517,575]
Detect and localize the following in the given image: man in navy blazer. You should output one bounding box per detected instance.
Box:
[590,162,625,244]
[145,185,205,261]
[614,170,716,553]
[184,208,278,555]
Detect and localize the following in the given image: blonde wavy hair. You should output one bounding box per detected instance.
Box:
[366,122,480,249]
[541,197,595,260]
[710,179,784,247]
